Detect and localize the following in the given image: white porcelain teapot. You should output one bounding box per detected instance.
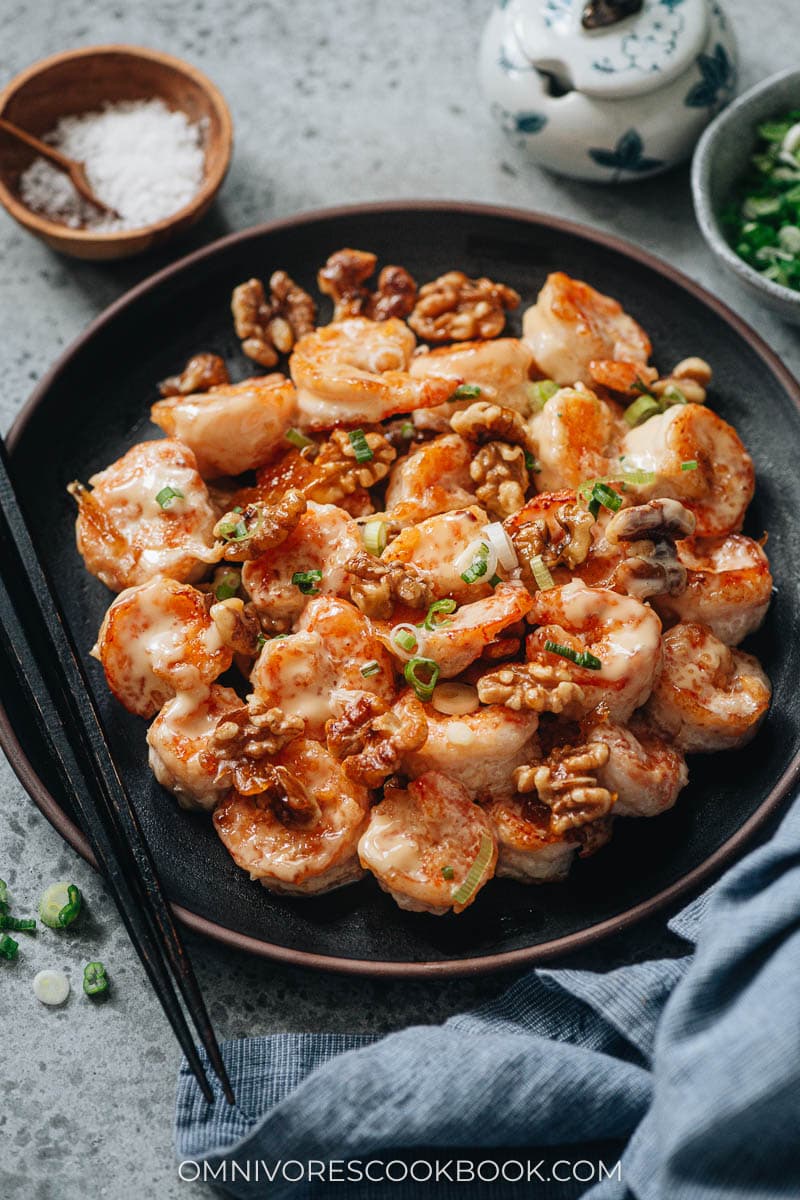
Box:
[479,0,737,181]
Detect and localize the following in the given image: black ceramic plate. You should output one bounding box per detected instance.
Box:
[3,202,800,977]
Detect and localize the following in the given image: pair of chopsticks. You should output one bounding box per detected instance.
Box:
[0,436,233,1105]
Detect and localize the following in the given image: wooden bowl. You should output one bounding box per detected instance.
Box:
[0,45,233,260]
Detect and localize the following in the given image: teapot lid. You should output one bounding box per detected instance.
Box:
[512,0,709,100]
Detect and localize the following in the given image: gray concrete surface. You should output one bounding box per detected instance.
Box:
[0,1,797,1196]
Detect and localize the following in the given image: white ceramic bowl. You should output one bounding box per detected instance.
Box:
[692,67,800,323]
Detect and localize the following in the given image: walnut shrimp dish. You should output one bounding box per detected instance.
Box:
[69,254,772,917]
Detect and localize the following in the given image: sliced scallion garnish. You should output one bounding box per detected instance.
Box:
[213,568,241,601]
[348,428,374,463]
[588,481,623,518]
[423,598,456,631]
[460,541,490,585]
[217,517,249,542]
[452,383,481,399]
[404,656,440,701]
[526,379,559,412]
[624,394,661,428]
[681,459,699,471]
[441,865,455,881]
[285,427,316,451]
[529,555,555,591]
[544,639,602,671]
[451,833,494,907]
[363,518,387,556]
[155,485,184,509]
[660,384,688,407]
[400,421,415,438]
[291,569,323,595]
[392,627,420,654]
[360,660,381,678]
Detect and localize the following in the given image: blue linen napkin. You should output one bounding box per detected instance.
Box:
[175,792,800,1199]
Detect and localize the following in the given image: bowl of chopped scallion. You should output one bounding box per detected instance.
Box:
[692,67,800,322]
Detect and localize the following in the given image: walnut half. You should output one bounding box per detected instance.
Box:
[326,695,428,787]
[346,551,433,620]
[477,661,586,714]
[450,400,536,453]
[214,490,307,561]
[510,501,594,579]
[210,700,304,797]
[607,498,696,600]
[513,741,615,836]
[232,272,316,367]
[158,352,230,397]
[317,248,417,322]
[306,428,396,505]
[470,442,529,519]
[408,271,520,342]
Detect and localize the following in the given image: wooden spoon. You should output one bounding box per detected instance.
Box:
[0,116,120,219]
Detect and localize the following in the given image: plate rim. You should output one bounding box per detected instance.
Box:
[4,198,799,978]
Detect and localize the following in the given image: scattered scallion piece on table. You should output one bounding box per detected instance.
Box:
[0,932,18,960]
[451,834,494,907]
[348,428,374,463]
[33,969,70,1005]
[721,109,800,291]
[39,882,82,930]
[404,656,440,702]
[422,598,456,630]
[452,383,481,399]
[0,878,8,916]
[83,961,110,998]
[363,518,387,556]
[0,915,36,933]
[285,427,316,451]
[544,639,602,671]
[291,569,322,595]
[155,485,184,509]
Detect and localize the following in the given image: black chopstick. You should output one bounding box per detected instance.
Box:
[0,438,234,1105]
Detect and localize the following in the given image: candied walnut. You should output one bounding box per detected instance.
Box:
[477,661,585,714]
[214,490,307,561]
[210,701,304,797]
[317,248,417,322]
[470,442,529,519]
[450,400,537,453]
[326,696,428,787]
[305,428,396,504]
[232,272,316,367]
[408,270,520,343]
[569,815,614,858]
[158,352,230,397]
[209,597,263,657]
[346,550,433,620]
[481,635,522,661]
[514,741,615,836]
[607,499,696,600]
[257,766,322,826]
[511,503,593,578]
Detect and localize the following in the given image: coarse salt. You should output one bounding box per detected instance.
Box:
[19,98,207,232]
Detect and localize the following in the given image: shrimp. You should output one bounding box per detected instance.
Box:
[241,501,363,628]
[358,771,497,915]
[69,439,219,593]
[645,622,771,753]
[522,272,651,387]
[151,374,297,478]
[384,433,476,525]
[214,738,370,895]
[621,404,755,536]
[483,793,586,883]
[382,506,492,601]
[528,386,625,491]
[93,576,232,718]
[420,582,534,678]
[290,316,456,429]
[396,689,540,801]
[147,684,243,812]
[251,596,396,735]
[409,337,535,430]
[585,717,688,818]
[525,579,663,722]
[653,534,772,645]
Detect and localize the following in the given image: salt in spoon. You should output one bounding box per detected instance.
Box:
[0,116,121,219]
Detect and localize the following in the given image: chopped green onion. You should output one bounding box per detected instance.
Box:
[232,505,243,514]
[529,555,555,591]
[361,660,381,677]
[393,628,419,654]
[0,915,35,933]
[0,932,18,960]
[631,376,652,394]
[620,467,656,486]
[285,427,316,451]
[292,569,322,595]
[363,518,387,556]
[33,969,70,1004]
[83,961,109,997]
[256,633,267,648]
[39,882,82,929]
[660,384,688,407]
[460,542,490,585]
[213,567,241,601]
[400,421,415,438]
[348,428,374,463]
[488,573,502,587]
[524,450,539,472]
[526,380,559,412]
[452,833,494,907]
[544,639,602,671]
[441,865,455,881]
[624,394,661,428]
[423,598,456,631]
[155,485,184,509]
[452,383,481,399]
[0,878,7,916]
[588,481,623,518]
[681,459,698,471]
[404,656,440,702]
[217,517,249,541]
